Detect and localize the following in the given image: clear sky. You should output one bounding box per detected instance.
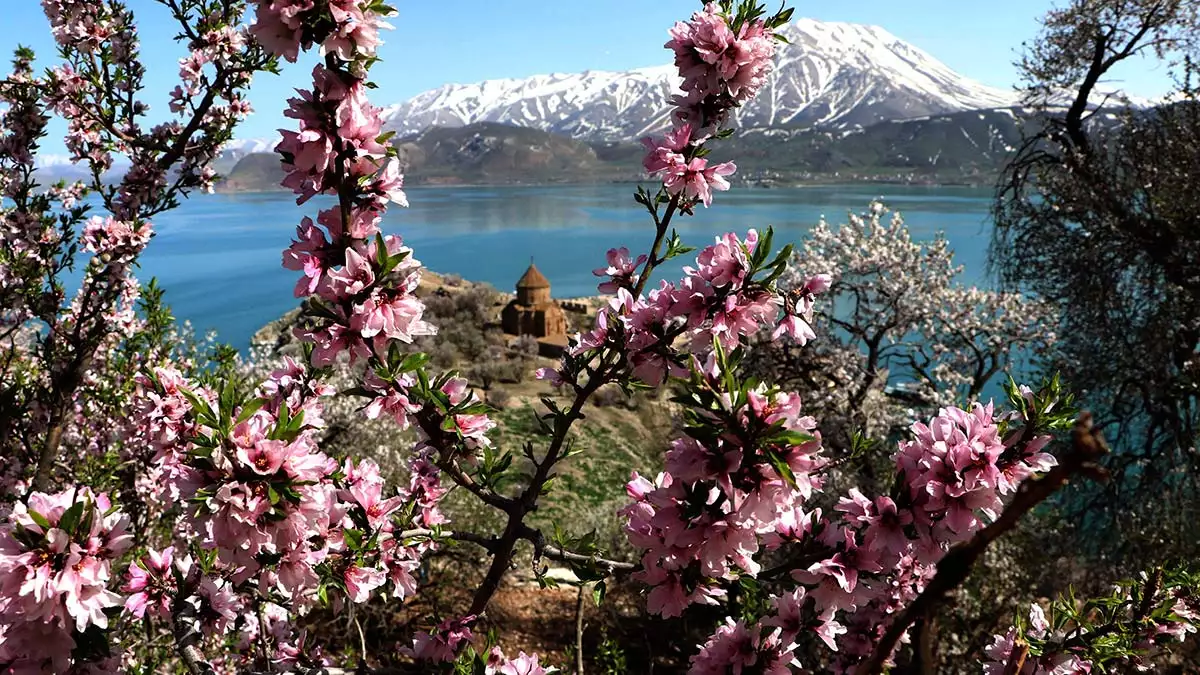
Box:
[2,0,1177,149]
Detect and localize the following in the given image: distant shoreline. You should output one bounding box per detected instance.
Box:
[213,175,997,196]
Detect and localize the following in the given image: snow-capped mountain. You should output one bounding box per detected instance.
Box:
[213,137,279,174]
[219,137,278,162]
[380,18,1020,141]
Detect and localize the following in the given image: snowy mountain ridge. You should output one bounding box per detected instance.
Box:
[379,18,1021,141]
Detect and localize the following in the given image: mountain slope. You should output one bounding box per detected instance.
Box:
[380,18,1018,141]
[217,109,1039,193]
[393,122,630,184]
[728,108,1028,176]
[216,123,639,191]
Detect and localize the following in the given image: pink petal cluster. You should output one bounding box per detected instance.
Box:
[627,390,1068,672]
[667,3,778,116]
[342,453,445,600]
[637,4,781,208]
[544,230,825,389]
[276,66,398,206]
[486,648,551,675]
[894,403,1053,542]
[623,382,824,618]
[593,246,648,294]
[136,356,451,613]
[276,65,439,373]
[136,366,341,604]
[641,123,736,208]
[404,615,476,663]
[121,546,176,620]
[80,215,152,262]
[689,618,798,675]
[983,605,1094,675]
[0,489,131,671]
[131,366,207,505]
[251,0,388,63]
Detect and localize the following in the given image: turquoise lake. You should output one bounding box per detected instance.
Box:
[138,184,996,351]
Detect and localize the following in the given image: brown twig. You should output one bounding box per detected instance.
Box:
[1002,640,1030,675]
[171,568,216,675]
[575,584,587,675]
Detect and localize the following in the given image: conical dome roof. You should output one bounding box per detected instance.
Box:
[516,263,551,290]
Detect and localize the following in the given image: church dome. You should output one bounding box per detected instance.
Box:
[516,263,551,290]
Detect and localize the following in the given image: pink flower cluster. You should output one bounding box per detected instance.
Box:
[642,124,736,208]
[342,453,446,601]
[984,594,1198,674]
[276,65,434,374]
[41,0,134,55]
[80,215,152,263]
[0,489,131,672]
[790,404,1056,670]
[132,366,207,506]
[137,357,448,616]
[689,617,799,675]
[626,391,1066,673]
[121,546,177,621]
[638,3,780,208]
[486,647,551,675]
[593,247,647,294]
[404,618,549,674]
[181,409,345,601]
[285,218,433,365]
[552,231,824,388]
[667,3,778,119]
[42,0,252,216]
[984,605,1093,675]
[277,66,405,207]
[122,547,240,640]
[251,0,388,63]
[405,615,477,663]
[894,403,1056,544]
[623,383,824,618]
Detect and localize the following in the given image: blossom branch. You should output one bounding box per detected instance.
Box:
[860,413,1111,674]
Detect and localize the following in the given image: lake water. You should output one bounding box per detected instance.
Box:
[138,184,996,351]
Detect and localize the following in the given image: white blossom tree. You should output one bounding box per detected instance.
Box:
[749,201,1059,454]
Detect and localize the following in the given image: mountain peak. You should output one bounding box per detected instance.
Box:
[379,18,1016,142]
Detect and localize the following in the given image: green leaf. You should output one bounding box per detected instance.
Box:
[27,509,51,531]
[375,232,389,269]
[775,430,817,447]
[592,580,607,607]
[59,501,84,537]
[287,409,306,432]
[179,387,217,427]
[765,449,799,490]
[400,351,430,373]
[219,378,237,423]
[236,398,266,424]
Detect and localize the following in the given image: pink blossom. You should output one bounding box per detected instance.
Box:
[495,651,549,675]
[237,440,288,476]
[343,564,386,603]
[662,156,736,207]
[593,247,648,293]
[641,123,693,173]
[405,616,476,662]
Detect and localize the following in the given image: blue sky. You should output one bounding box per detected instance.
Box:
[3,0,1176,149]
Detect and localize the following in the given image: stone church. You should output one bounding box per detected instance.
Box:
[502,263,567,337]
[501,263,570,356]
